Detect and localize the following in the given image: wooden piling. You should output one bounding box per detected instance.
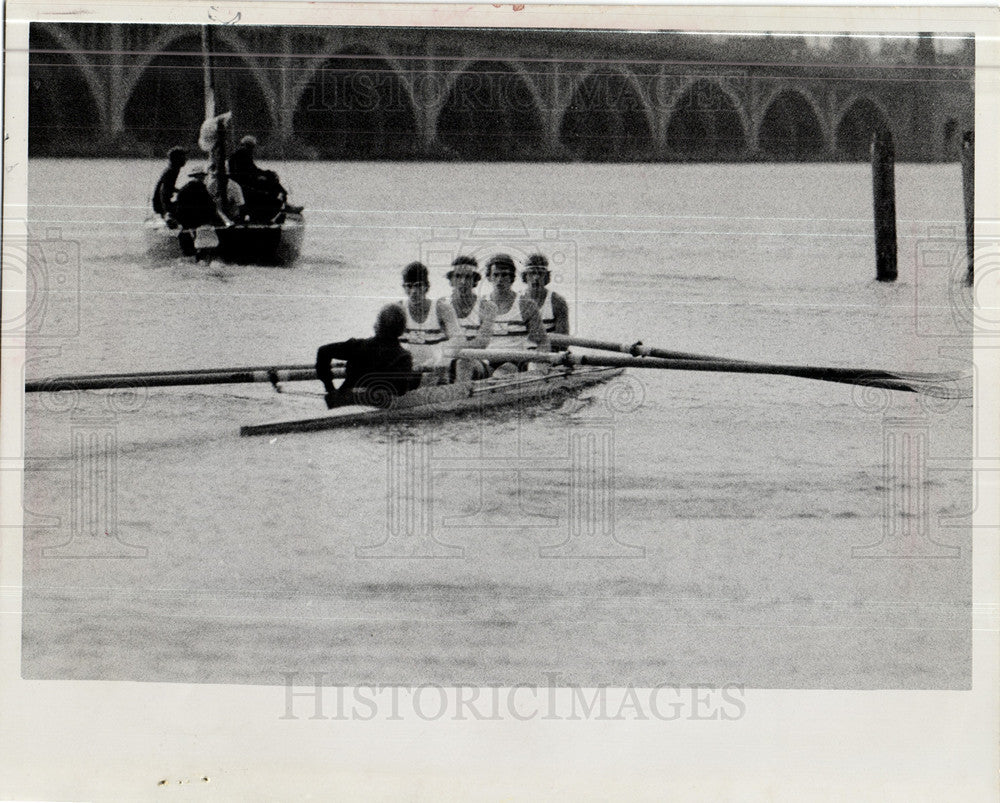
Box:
[871,129,898,282]
[961,131,974,286]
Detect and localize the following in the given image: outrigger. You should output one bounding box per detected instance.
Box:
[25,335,970,436]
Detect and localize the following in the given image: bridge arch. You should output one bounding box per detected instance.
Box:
[286,36,424,156]
[834,94,892,160]
[434,59,546,159]
[755,85,829,159]
[203,28,279,138]
[24,24,975,162]
[30,23,106,150]
[665,77,750,158]
[291,47,419,157]
[289,36,418,119]
[120,27,278,134]
[121,29,274,153]
[559,65,656,160]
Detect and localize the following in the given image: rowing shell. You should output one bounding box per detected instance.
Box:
[240,365,623,436]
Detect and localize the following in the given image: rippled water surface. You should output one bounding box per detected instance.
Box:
[20,158,972,687]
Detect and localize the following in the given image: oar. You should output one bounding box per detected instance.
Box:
[550,333,732,363]
[459,349,968,399]
[546,335,969,396]
[25,364,341,393]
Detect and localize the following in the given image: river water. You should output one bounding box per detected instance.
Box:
[20,158,972,688]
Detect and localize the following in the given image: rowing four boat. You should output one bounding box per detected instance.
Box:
[239,365,623,436]
[24,335,969,437]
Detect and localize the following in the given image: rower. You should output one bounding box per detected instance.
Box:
[315,304,419,409]
[397,261,454,384]
[438,255,497,381]
[522,253,569,338]
[483,253,550,371]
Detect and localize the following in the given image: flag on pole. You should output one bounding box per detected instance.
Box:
[198,111,233,153]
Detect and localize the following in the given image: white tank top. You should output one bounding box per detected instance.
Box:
[536,292,556,333]
[400,301,447,368]
[400,301,447,345]
[445,296,482,337]
[488,292,531,350]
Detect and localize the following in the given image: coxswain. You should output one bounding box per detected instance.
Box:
[483,253,549,369]
[315,304,419,409]
[397,261,458,383]
[438,256,497,381]
[522,253,569,337]
[152,146,187,227]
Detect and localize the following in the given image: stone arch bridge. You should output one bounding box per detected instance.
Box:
[28,23,973,161]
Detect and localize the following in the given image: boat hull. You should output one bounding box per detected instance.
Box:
[240,365,623,436]
[144,212,305,266]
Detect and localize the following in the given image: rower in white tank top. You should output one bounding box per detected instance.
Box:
[441,257,495,347]
[483,254,549,358]
[535,292,556,334]
[438,256,497,381]
[399,260,450,369]
[522,253,569,337]
[400,300,448,368]
[452,297,483,339]
[489,289,532,350]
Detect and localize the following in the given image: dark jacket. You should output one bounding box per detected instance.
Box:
[172,180,225,229]
[316,336,418,405]
[228,144,259,187]
[152,164,183,216]
[230,146,288,223]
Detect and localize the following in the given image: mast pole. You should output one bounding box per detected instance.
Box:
[201,25,215,120]
[200,25,228,203]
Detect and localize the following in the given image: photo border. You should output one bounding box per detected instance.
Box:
[2,2,997,798]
